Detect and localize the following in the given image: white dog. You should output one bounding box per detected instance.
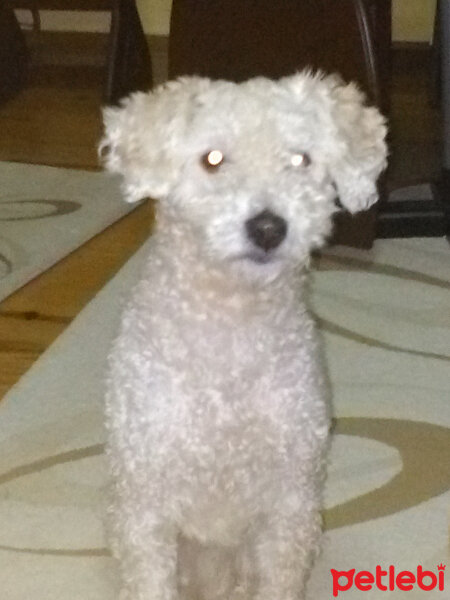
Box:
[101,72,387,600]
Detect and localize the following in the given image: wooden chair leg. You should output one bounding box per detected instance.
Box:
[105,0,153,105]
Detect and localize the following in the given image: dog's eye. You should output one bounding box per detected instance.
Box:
[201,150,224,172]
[290,152,311,168]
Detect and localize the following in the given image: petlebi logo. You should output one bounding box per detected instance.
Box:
[330,564,446,597]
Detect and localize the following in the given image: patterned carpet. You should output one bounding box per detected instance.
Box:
[0,237,449,599]
[0,162,132,301]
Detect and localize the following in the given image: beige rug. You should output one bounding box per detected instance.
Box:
[0,238,449,599]
[0,161,132,302]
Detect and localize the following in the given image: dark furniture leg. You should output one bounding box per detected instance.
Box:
[105,0,153,105]
[440,0,450,234]
[377,0,449,238]
[0,2,29,105]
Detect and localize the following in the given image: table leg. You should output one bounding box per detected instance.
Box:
[105,0,153,105]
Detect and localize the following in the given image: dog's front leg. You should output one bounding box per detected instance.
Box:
[254,504,322,600]
[114,511,178,600]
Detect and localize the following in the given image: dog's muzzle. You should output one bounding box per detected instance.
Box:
[245,209,287,252]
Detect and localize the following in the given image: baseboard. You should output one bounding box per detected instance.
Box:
[23,30,168,65]
[392,41,434,70]
[24,30,107,66]
[23,34,430,73]
[377,175,450,238]
[376,211,448,238]
[392,41,433,51]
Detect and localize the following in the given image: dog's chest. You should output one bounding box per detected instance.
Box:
[110,289,328,542]
[132,291,324,431]
[139,307,324,476]
[146,294,307,378]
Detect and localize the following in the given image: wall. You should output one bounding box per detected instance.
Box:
[137,0,171,36]
[392,0,436,42]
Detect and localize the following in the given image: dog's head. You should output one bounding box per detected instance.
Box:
[101,73,387,282]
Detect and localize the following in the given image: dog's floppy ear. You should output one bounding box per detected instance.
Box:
[99,77,210,203]
[323,76,388,212]
[283,72,388,213]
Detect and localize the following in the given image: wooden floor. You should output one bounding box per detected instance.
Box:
[0,64,155,400]
[0,44,441,400]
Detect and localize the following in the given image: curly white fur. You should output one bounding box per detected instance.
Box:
[101,72,387,600]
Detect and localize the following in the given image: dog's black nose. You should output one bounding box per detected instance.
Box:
[245,210,287,252]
